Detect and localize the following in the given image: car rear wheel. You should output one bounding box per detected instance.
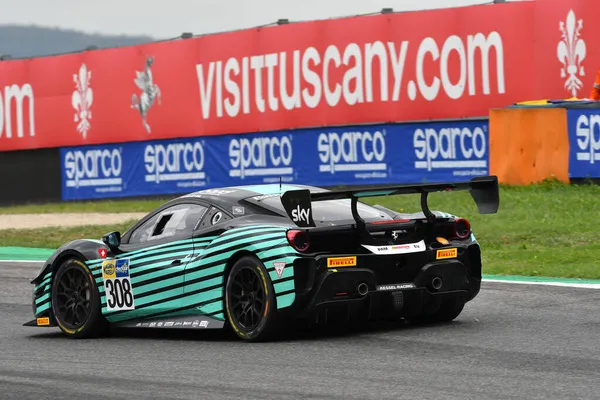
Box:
[51,258,108,338]
[225,256,277,342]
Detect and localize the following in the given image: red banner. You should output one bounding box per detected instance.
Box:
[0,1,593,152]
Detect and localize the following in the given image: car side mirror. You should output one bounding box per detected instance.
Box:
[102,231,121,250]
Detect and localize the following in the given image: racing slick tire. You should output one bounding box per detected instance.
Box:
[51,258,109,338]
[225,255,278,342]
[407,298,465,325]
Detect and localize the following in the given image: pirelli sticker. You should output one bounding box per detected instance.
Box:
[327,256,357,268]
[36,317,50,326]
[436,248,458,260]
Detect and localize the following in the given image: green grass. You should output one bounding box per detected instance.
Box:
[1,180,599,279]
[0,221,137,249]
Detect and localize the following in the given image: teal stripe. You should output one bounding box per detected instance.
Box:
[35,293,50,304]
[130,268,182,287]
[35,274,52,291]
[36,303,50,314]
[183,276,223,292]
[259,245,297,259]
[194,297,224,315]
[184,268,224,288]
[268,267,293,283]
[273,280,294,293]
[207,228,286,249]
[276,292,295,308]
[219,224,288,237]
[190,237,286,275]
[197,235,285,264]
[212,312,225,320]
[134,275,185,296]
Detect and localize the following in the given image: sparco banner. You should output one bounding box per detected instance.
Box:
[2,0,596,152]
[60,120,489,201]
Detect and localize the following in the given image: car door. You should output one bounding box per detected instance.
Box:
[182,206,234,319]
[105,202,209,322]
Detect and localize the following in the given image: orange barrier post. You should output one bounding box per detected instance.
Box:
[489,108,570,185]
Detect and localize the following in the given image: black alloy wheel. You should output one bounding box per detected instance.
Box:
[229,267,266,330]
[225,256,277,341]
[51,258,108,338]
[54,266,92,329]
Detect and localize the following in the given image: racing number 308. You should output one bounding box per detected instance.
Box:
[105,279,134,309]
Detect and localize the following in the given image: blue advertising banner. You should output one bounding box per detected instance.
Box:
[567,109,600,178]
[60,137,210,201]
[60,119,489,201]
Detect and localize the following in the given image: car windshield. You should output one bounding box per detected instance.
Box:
[258,196,392,224]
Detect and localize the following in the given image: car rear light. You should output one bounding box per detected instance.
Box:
[453,218,471,239]
[370,219,411,225]
[287,230,310,252]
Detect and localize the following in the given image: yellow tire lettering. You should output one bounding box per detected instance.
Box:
[256,266,268,295]
[55,259,91,335]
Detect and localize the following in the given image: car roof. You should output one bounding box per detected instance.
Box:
[166,183,329,214]
[176,183,325,203]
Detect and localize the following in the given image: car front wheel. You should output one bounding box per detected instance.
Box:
[51,258,108,338]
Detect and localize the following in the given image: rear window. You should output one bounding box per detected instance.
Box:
[259,196,391,223]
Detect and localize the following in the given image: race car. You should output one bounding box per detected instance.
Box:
[25,175,499,341]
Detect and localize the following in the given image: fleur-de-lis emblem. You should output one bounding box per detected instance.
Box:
[72,63,93,138]
[558,10,586,97]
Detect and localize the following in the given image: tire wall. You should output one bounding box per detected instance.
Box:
[0,148,62,206]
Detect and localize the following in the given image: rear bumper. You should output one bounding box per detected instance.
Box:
[290,243,482,317]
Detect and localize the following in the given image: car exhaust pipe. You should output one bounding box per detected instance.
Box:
[357,283,369,296]
[431,277,443,291]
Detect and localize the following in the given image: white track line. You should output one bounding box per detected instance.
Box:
[483,278,600,289]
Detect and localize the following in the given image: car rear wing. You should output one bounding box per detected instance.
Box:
[280,175,499,229]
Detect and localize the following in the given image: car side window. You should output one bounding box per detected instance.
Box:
[196,207,232,231]
[129,203,208,244]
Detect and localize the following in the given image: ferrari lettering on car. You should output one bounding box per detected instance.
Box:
[25,176,499,341]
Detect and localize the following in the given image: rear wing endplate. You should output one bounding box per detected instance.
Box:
[280,175,499,228]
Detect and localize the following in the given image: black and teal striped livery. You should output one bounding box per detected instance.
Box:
[87,225,299,322]
[30,184,315,324]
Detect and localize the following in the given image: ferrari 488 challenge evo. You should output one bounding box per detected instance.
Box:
[25,175,499,341]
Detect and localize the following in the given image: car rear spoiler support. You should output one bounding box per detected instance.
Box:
[280,175,499,229]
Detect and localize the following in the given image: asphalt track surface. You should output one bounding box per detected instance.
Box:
[1,262,599,400]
